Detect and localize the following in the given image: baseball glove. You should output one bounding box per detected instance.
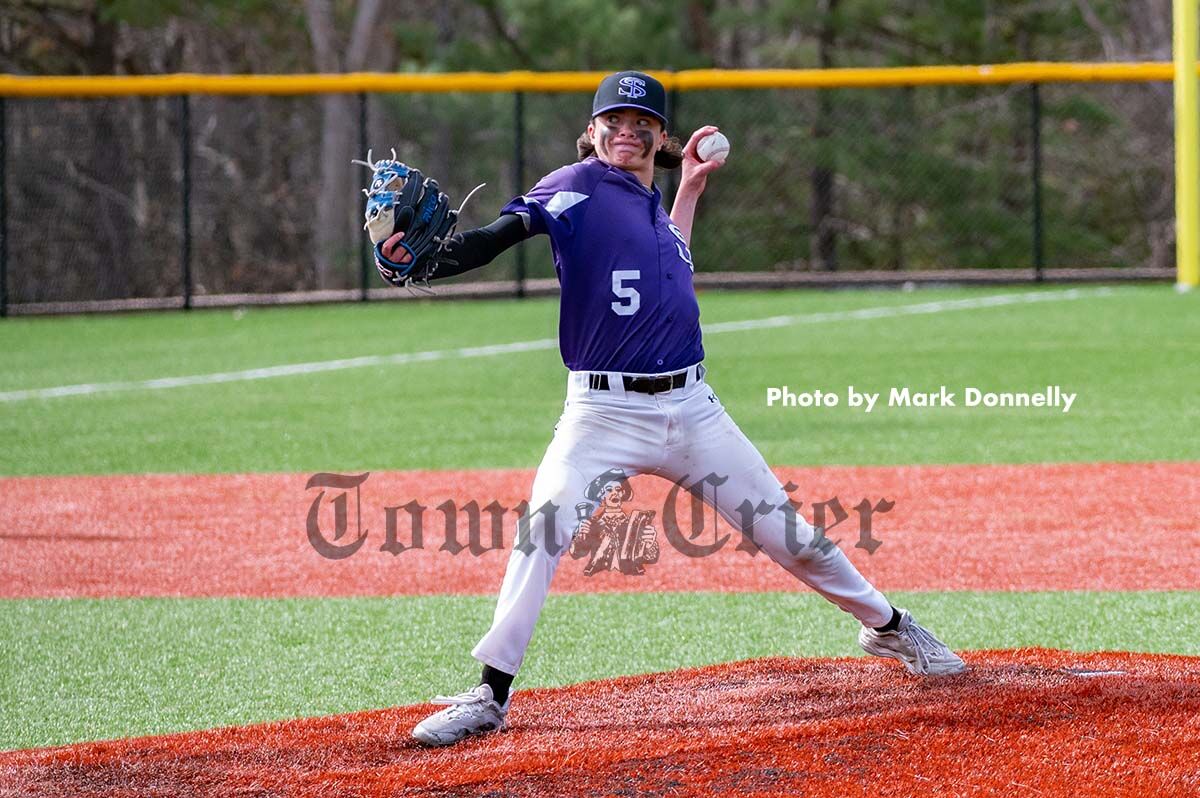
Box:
[353,150,462,287]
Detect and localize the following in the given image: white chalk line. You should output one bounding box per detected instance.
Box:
[1,287,1116,402]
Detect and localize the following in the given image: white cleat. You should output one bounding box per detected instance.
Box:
[858,609,966,676]
[412,684,510,746]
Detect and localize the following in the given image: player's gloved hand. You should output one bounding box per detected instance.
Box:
[354,152,461,287]
[376,232,411,285]
[375,230,466,287]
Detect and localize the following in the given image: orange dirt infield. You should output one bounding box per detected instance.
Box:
[2,461,1197,597]
[2,649,1198,797]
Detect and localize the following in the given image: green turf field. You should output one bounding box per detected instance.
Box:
[1,285,1197,475]
[3,285,1197,751]
[3,591,1197,749]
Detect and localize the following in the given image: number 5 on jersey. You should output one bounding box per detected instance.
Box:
[611,270,640,316]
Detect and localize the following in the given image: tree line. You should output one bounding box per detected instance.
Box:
[0,0,1174,302]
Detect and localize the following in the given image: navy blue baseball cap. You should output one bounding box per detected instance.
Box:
[592,71,668,127]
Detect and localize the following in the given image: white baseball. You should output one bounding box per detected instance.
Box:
[696,131,730,163]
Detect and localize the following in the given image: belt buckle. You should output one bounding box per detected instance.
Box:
[626,369,690,395]
[651,375,672,394]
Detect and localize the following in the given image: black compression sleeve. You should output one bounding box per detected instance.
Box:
[434,213,529,280]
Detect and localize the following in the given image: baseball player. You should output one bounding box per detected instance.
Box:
[363,70,965,748]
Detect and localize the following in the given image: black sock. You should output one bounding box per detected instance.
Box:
[874,606,902,633]
[480,665,514,706]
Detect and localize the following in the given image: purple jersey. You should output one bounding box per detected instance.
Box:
[501,157,704,373]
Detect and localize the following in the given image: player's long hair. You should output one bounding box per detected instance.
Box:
[576,129,685,169]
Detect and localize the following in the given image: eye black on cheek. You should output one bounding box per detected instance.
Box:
[635,128,654,157]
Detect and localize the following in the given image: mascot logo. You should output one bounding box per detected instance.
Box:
[570,469,660,576]
[618,75,648,100]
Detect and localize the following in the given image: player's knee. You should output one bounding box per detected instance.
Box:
[736,496,834,563]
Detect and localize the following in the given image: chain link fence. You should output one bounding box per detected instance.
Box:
[0,73,1176,314]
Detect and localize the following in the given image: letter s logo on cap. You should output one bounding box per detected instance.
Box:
[618,76,647,100]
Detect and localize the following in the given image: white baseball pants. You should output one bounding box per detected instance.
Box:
[471,364,893,676]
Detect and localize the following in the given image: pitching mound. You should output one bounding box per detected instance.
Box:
[3,649,1198,797]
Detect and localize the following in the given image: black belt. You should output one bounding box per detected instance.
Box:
[587,366,696,395]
